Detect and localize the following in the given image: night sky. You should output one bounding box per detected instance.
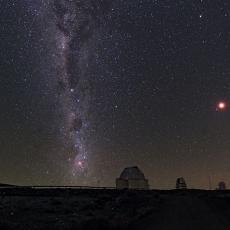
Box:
[1,0,230,189]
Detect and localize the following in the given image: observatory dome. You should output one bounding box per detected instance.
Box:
[120,166,146,180]
[116,166,149,190]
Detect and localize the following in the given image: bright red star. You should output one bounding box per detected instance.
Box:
[217,101,226,111]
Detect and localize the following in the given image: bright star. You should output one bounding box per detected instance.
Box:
[217,101,226,110]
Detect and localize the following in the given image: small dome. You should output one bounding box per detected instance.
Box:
[176,177,187,189]
[120,166,146,180]
[218,181,226,190]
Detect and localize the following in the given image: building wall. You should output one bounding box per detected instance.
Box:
[128,179,149,190]
[116,178,128,189]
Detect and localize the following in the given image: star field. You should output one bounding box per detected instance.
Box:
[1,0,230,189]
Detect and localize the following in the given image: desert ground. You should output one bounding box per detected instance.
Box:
[0,187,230,229]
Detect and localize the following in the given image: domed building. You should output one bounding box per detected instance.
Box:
[217,181,226,190]
[116,166,149,190]
[176,177,187,189]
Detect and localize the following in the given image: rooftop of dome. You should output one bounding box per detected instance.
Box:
[119,166,146,180]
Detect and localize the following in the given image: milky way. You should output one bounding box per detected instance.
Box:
[53,0,112,182]
[18,0,113,184]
